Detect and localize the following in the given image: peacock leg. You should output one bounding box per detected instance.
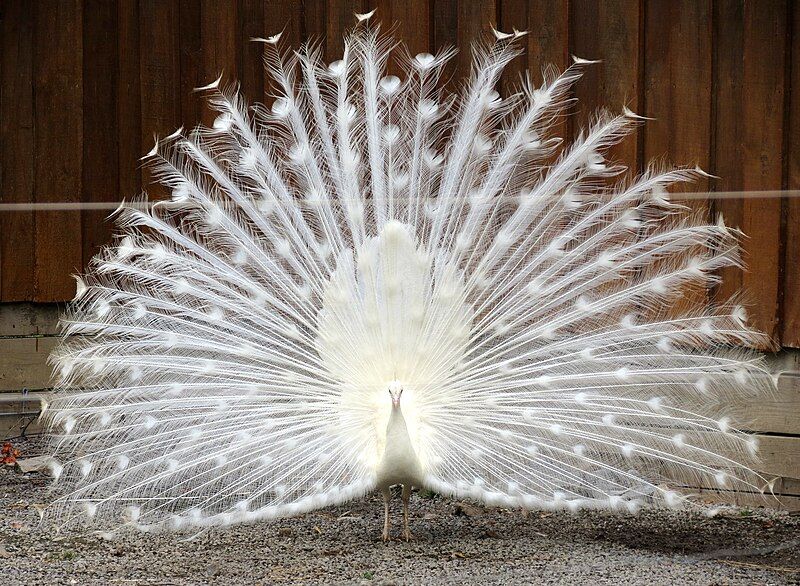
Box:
[401,484,413,541]
[381,488,391,542]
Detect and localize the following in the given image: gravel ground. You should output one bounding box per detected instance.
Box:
[1,438,798,585]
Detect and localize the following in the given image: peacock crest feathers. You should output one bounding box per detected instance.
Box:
[44,15,775,533]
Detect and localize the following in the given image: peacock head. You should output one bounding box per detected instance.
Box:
[388,381,404,409]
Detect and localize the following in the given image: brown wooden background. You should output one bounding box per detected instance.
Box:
[0,0,798,349]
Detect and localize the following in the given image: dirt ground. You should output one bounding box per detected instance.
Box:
[0,438,798,585]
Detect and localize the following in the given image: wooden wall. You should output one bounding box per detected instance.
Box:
[0,0,798,510]
[0,0,798,349]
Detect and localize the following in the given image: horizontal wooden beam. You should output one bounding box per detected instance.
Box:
[0,336,59,391]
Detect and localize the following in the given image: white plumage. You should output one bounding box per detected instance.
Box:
[44,16,775,540]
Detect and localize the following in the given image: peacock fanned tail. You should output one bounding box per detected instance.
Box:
[43,16,776,532]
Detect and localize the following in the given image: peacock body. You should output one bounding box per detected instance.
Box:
[44,15,775,540]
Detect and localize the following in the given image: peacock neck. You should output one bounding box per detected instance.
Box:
[377,403,423,488]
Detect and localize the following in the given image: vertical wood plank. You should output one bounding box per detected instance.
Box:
[201,0,240,126]
[0,1,35,301]
[82,0,119,268]
[499,0,528,94]
[118,0,142,202]
[712,0,744,304]
[240,0,266,105]
[375,0,432,77]
[643,0,712,192]
[433,0,459,57]
[326,0,365,62]
[571,0,641,171]
[500,0,570,132]
[301,0,327,49]
[643,0,713,313]
[461,1,500,77]
[434,0,498,81]
[713,0,785,346]
[139,0,180,200]
[526,0,570,76]
[179,0,203,129]
[376,0,431,55]
[261,1,303,106]
[782,1,800,348]
[33,0,83,302]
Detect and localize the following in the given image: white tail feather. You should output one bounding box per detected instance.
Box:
[44,23,775,532]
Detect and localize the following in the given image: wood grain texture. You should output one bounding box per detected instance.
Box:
[0,337,60,392]
[713,0,786,348]
[571,0,641,172]
[725,374,800,436]
[783,1,800,348]
[32,0,83,302]
[240,0,267,105]
[643,0,712,315]
[326,0,365,61]
[0,1,36,301]
[521,0,570,77]
[738,1,786,347]
[139,0,180,200]
[375,0,431,78]
[500,1,570,137]
[201,0,240,127]
[643,0,711,201]
[0,0,797,348]
[117,0,142,203]
[179,0,203,130]
[82,0,119,268]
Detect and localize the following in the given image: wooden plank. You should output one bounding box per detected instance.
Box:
[432,0,458,60]
[301,0,326,48]
[0,390,44,438]
[691,486,800,512]
[82,0,119,269]
[753,434,800,481]
[179,0,203,130]
[739,2,786,347]
[712,0,786,348]
[326,0,365,62]
[500,1,570,135]
[570,0,641,172]
[32,0,83,302]
[643,1,712,315]
[643,0,711,206]
[0,0,35,302]
[201,0,240,127]
[0,337,60,392]
[526,0,570,75]
[373,0,432,80]
[499,0,528,96]
[727,374,800,436]
[783,2,800,348]
[258,1,302,109]
[711,0,744,308]
[240,0,266,105]
[0,303,61,337]
[434,0,497,81]
[139,0,180,200]
[375,0,431,57]
[117,0,142,202]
